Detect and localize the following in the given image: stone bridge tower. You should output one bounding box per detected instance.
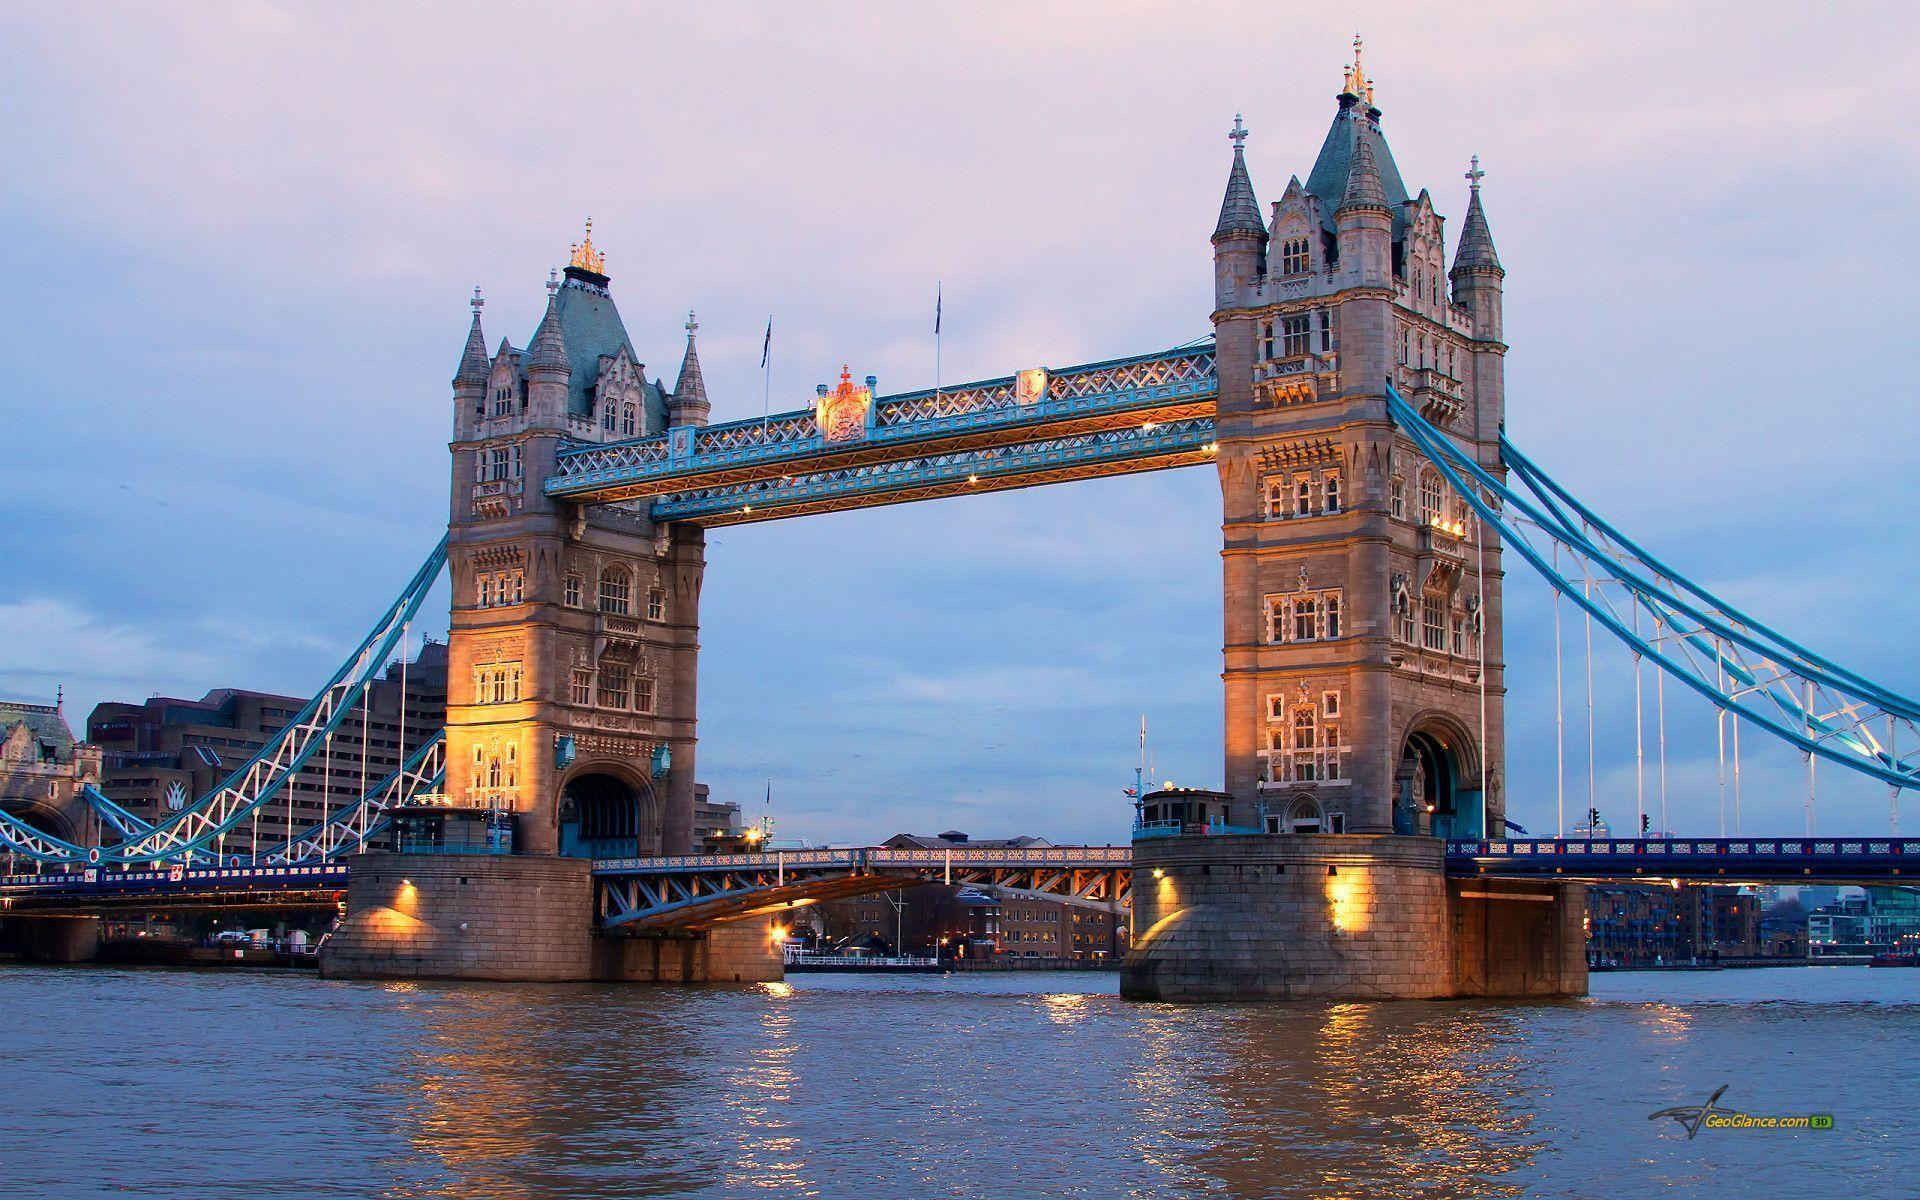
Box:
[1211,46,1508,843]
[1125,47,1585,1002]
[444,227,708,858]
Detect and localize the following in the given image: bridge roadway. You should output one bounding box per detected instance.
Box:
[6,838,1915,927]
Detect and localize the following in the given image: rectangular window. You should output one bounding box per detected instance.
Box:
[487,447,509,480]
[1389,477,1406,520]
[564,574,582,608]
[1322,691,1340,718]
[1261,321,1275,360]
[1322,471,1341,514]
[598,662,630,709]
[599,572,631,615]
[1423,597,1446,650]
[1267,597,1287,644]
[646,588,665,622]
[1323,593,1341,639]
[1280,238,1310,275]
[1282,314,1312,357]
[1451,617,1465,656]
[633,676,655,713]
[1292,596,1318,643]
[570,669,592,706]
[1317,306,1336,353]
[507,570,524,604]
[1264,477,1287,518]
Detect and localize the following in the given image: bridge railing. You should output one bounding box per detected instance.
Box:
[1449,838,1920,859]
[592,844,1134,876]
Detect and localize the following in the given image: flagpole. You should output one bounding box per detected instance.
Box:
[761,315,772,427]
[934,282,942,400]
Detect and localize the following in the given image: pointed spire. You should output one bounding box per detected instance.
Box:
[1213,114,1265,240]
[1453,156,1502,273]
[454,286,489,385]
[674,310,708,409]
[1337,123,1388,213]
[528,271,569,374]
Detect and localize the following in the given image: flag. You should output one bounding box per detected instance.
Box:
[1123,788,1138,798]
[934,284,942,335]
[760,317,772,368]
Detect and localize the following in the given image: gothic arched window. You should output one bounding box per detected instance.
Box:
[598,566,631,615]
[602,399,617,432]
[622,402,638,436]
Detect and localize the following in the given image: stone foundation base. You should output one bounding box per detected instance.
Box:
[1121,834,1585,1001]
[321,853,784,984]
[4,916,102,963]
[592,917,784,984]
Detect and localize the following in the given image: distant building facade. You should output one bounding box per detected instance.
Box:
[810,831,1125,963]
[1586,883,1760,966]
[1808,888,1920,957]
[87,643,449,859]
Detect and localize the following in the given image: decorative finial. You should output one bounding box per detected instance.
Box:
[568,216,605,274]
[840,363,853,387]
[686,309,698,336]
[1345,33,1374,103]
[1465,155,1486,192]
[55,684,63,711]
[1229,113,1248,151]
[470,286,484,314]
[547,268,560,296]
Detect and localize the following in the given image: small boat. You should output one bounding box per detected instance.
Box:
[1868,953,1920,968]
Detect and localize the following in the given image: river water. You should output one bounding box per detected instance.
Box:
[0,965,1910,1199]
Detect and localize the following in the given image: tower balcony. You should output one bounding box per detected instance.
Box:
[1252,354,1338,407]
[470,477,523,519]
[1403,367,1467,429]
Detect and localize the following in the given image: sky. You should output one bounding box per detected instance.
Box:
[2,3,1918,845]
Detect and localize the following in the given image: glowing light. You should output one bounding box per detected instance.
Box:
[967,473,979,484]
[1326,869,1371,933]
[742,505,754,514]
[1141,421,1157,431]
[1152,868,1166,879]
[769,924,787,943]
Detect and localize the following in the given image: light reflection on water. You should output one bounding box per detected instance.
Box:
[0,966,1912,1199]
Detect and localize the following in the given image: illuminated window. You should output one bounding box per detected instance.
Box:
[1264,477,1288,518]
[1267,590,1344,644]
[647,587,665,622]
[1419,470,1445,525]
[598,660,630,709]
[1280,238,1310,275]
[1423,596,1446,650]
[598,566,631,615]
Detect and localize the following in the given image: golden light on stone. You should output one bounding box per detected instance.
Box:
[1326,869,1369,933]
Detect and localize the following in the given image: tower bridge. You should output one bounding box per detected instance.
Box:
[4,50,1916,999]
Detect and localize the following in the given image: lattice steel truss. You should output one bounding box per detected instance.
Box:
[594,846,1133,930]
[1388,382,1920,794]
[0,539,449,865]
[252,734,445,865]
[546,345,1218,506]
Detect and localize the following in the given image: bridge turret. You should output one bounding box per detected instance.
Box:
[1212,114,1267,308]
[668,311,711,428]
[1451,158,1506,444]
[452,288,489,441]
[525,274,573,431]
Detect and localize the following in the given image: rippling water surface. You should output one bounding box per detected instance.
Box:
[1,966,1911,1199]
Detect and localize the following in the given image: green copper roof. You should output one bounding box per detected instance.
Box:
[1305,100,1411,234]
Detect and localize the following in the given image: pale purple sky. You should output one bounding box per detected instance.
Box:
[3,4,1917,842]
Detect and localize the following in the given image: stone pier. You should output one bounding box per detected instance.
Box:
[320,853,782,984]
[1121,833,1585,1001]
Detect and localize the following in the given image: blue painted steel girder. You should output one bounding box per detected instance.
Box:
[544,344,1218,506]
[653,416,1219,526]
